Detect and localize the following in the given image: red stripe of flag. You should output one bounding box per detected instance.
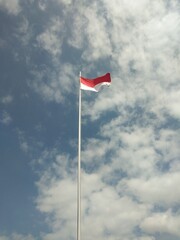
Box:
[80,73,111,87]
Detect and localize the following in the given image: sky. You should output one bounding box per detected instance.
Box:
[0,0,180,239]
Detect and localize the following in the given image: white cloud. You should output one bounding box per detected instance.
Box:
[165,89,180,119]
[136,237,155,240]
[1,95,13,104]
[38,0,47,11]
[81,182,149,240]
[155,129,180,164]
[34,124,180,238]
[81,3,112,61]
[82,84,122,121]
[99,125,159,179]
[36,17,64,57]
[55,0,72,5]
[0,233,35,240]
[0,111,12,125]
[30,63,77,103]
[141,211,180,237]
[17,130,28,152]
[35,151,151,240]
[0,0,21,15]
[121,172,180,207]
[16,17,32,47]
[0,237,8,240]
[35,153,77,240]
[20,141,29,153]
[33,112,180,239]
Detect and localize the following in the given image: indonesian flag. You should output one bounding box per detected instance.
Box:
[80,73,111,92]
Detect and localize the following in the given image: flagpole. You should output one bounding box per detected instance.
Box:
[77,71,82,240]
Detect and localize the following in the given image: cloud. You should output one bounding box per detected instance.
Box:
[0,0,21,15]
[20,141,29,153]
[137,237,155,240]
[24,0,180,116]
[30,63,77,103]
[81,183,149,240]
[1,95,13,104]
[165,89,180,119]
[36,17,64,57]
[34,121,180,239]
[0,233,35,240]
[122,172,180,207]
[81,3,112,61]
[16,17,32,47]
[76,0,180,121]
[16,129,30,153]
[141,211,180,237]
[38,0,47,11]
[35,153,77,240]
[35,150,153,240]
[55,0,72,5]
[0,111,12,125]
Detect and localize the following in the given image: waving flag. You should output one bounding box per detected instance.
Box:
[80,73,111,92]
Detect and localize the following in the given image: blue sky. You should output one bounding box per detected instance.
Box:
[0,0,180,239]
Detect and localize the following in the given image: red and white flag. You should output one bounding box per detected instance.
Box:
[80,73,111,92]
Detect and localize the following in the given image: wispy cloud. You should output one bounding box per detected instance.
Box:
[1,95,13,104]
[0,111,12,125]
[0,233,35,240]
[30,63,77,103]
[36,17,64,57]
[0,0,21,15]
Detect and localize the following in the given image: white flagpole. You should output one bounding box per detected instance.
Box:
[77,71,82,240]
